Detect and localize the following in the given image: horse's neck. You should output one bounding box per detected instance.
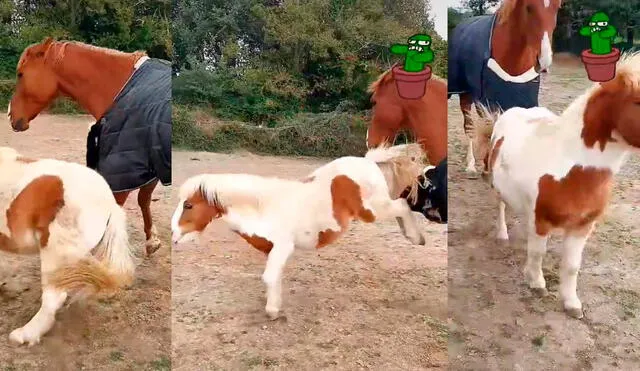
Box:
[491,21,538,75]
[52,44,139,119]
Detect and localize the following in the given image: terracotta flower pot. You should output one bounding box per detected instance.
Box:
[392,65,432,99]
[581,47,621,82]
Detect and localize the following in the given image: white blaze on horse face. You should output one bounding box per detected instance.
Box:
[543,0,550,7]
[539,32,553,71]
[7,101,10,118]
[171,202,188,244]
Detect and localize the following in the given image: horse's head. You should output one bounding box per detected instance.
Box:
[8,37,59,132]
[499,0,562,71]
[171,175,225,244]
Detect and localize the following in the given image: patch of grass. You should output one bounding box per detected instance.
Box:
[149,356,171,371]
[109,351,124,362]
[532,333,546,348]
[242,352,279,368]
[423,315,449,343]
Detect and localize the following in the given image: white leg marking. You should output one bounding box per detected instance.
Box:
[466,138,477,173]
[9,287,67,346]
[389,199,425,245]
[524,227,549,291]
[145,224,161,254]
[559,231,591,318]
[262,242,294,319]
[539,32,553,71]
[497,200,509,240]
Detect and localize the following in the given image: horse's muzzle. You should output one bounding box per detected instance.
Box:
[11,118,29,132]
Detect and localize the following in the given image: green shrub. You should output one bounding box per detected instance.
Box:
[173,104,368,157]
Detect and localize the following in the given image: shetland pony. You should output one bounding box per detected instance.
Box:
[449,0,562,173]
[7,37,170,255]
[171,145,427,319]
[366,66,447,166]
[0,147,135,345]
[476,52,640,319]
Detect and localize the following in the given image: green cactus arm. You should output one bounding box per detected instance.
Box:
[600,25,617,38]
[413,49,434,63]
[390,44,409,55]
[579,26,592,36]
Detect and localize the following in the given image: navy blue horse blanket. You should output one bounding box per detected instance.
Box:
[448,14,540,111]
[86,58,171,192]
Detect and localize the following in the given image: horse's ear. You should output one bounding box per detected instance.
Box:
[36,37,54,57]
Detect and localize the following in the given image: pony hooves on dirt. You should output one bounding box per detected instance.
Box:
[145,226,162,256]
[565,307,584,319]
[9,327,41,346]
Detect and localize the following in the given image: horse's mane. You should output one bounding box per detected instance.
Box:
[19,39,147,69]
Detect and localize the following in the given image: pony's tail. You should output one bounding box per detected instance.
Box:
[471,104,501,177]
[48,205,135,296]
[365,143,426,204]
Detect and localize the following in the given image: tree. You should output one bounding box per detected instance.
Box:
[463,0,499,16]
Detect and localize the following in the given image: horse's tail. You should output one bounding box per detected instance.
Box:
[48,204,135,296]
[471,104,501,177]
[365,143,426,204]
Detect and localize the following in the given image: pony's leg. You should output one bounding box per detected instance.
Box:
[524,224,549,297]
[370,197,425,245]
[497,200,509,240]
[138,180,161,255]
[262,241,294,320]
[9,249,68,346]
[460,93,477,173]
[559,224,594,319]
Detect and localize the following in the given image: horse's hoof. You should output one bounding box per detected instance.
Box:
[265,308,280,321]
[531,287,548,297]
[565,307,584,319]
[145,238,162,255]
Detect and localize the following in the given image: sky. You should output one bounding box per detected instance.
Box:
[432,1,449,40]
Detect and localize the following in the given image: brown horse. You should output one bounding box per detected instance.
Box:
[366,66,447,166]
[452,0,561,172]
[7,37,163,255]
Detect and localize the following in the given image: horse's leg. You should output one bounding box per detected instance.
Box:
[9,248,68,346]
[138,180,161,255]
[560,224,594,319]
[113,191,130,206]
[460,93,477,173]
[262,241,294,320]
[524,222,549,297]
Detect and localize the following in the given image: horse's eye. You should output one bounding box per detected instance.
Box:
[183,202,193,210]
[17,72,23,78]
[526,4,533,13]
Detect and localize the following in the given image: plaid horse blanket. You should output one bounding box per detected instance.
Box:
[448,14,540,111]
[86,58,171,192]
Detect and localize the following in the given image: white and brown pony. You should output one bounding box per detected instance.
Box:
[449,0,562,173]
[0,147,135,345]
[476,52,640,319]
[171,144,427,319]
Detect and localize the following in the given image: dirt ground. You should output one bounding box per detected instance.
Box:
[171,150,448,370]
[448,55,640,370]
[0,115,171,370]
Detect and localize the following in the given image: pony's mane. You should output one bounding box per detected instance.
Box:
[610,51,640,93]
[497,0,563,24]
[18,39,146,69]
[179,173,295,212]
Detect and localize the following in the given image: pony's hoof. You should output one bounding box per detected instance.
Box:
[565,307,584,319]
[496,231,509,241]
[531,287,549,297]
[9,327,40,346]
[265,307,280,321]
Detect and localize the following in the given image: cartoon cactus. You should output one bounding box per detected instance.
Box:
[580,12,617,55]
[390,34,434,73]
